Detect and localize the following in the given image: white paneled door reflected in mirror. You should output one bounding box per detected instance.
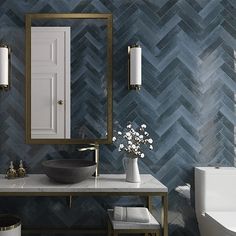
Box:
[25,13,113,144]
[31,27,71,139]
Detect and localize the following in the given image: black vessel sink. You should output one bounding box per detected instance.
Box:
[42,159,97,184]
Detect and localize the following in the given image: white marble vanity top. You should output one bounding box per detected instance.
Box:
[0,174,167,193]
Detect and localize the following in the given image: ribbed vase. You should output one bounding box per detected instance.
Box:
[122,155,141,183]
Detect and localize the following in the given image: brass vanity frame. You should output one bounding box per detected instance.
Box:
[0,191,168,236]
[25,13,113,144]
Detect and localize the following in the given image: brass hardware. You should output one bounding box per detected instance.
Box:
[162,193,168,236]
[129,85,141,90]
[67,195,72,208]
[6,161,17,179]
[25,13,113,145]
[128,45,131,90]
[77,144,99,177]
[0,43,9,48]
[17,160,26,178]
[57,100,63,105]
[147,195,152,212]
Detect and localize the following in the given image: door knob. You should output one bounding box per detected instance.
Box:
[57,100,64,105]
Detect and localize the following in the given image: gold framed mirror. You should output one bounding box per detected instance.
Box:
[25,13,112,144]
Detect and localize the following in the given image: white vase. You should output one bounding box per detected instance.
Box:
[122,156,141,183]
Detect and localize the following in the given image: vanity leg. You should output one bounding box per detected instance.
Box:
[67,195,72,208]
[113,231,118,236]
[107,219,112,236]
[161,193,168,236]
[147,195,152,212]
[93,144,99,177]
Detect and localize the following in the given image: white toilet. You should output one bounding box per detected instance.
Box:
[195,167,236,236]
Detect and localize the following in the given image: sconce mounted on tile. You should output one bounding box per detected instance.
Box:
[128,45,142,90]
[0,43,11,90]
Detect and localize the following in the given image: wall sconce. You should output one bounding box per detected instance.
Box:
[0,44,11,90]
[128,45,142,90]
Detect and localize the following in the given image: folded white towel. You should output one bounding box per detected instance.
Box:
[114,206,126,221]
[113,207,150,223]
[127,207,150,223]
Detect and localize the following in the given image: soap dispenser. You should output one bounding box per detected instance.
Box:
[17,160,26,178]
[6,161,17,179]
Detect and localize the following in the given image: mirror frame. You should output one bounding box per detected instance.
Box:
[25,13,113,144]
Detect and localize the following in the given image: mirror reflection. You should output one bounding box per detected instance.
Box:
[25,14,112,144]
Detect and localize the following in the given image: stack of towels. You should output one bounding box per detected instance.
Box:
[113,206,150,223]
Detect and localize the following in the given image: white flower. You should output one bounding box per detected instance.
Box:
[148,138,153,144]
[114,123,154,159]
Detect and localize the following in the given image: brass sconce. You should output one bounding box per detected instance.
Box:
[128,45,142,90]
[0,43,11,90]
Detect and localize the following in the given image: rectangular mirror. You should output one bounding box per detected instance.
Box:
[25,13,112,144]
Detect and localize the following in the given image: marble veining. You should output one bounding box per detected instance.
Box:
[0,174,168,193]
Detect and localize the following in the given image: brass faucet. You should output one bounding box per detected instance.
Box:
[77,144,99,177]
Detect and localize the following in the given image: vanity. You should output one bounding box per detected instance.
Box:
[0,174,168,236]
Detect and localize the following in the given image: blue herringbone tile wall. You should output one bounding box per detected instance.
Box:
[0,0,236,235]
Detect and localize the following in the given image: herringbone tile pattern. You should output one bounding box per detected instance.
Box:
[70,20,108,139]
[0,0,236,235]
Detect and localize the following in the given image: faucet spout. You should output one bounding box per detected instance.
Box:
[77,144,99,177]
[78,146,97,151]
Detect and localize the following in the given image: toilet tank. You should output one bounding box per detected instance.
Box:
[195,167,236,219]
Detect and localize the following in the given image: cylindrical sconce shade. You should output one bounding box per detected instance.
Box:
[128,45,142,90]
[0,44,10,90]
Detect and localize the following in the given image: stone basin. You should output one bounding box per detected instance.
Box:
[42,159,97,184]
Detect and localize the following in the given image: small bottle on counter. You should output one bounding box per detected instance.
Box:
[17,160,26,178]
[6,161,17,179]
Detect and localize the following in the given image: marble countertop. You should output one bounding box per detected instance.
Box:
[0,174,167,194]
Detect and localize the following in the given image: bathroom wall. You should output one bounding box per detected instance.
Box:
[0,0,236,235]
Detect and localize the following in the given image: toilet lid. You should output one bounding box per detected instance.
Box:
[206,211,236,234]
